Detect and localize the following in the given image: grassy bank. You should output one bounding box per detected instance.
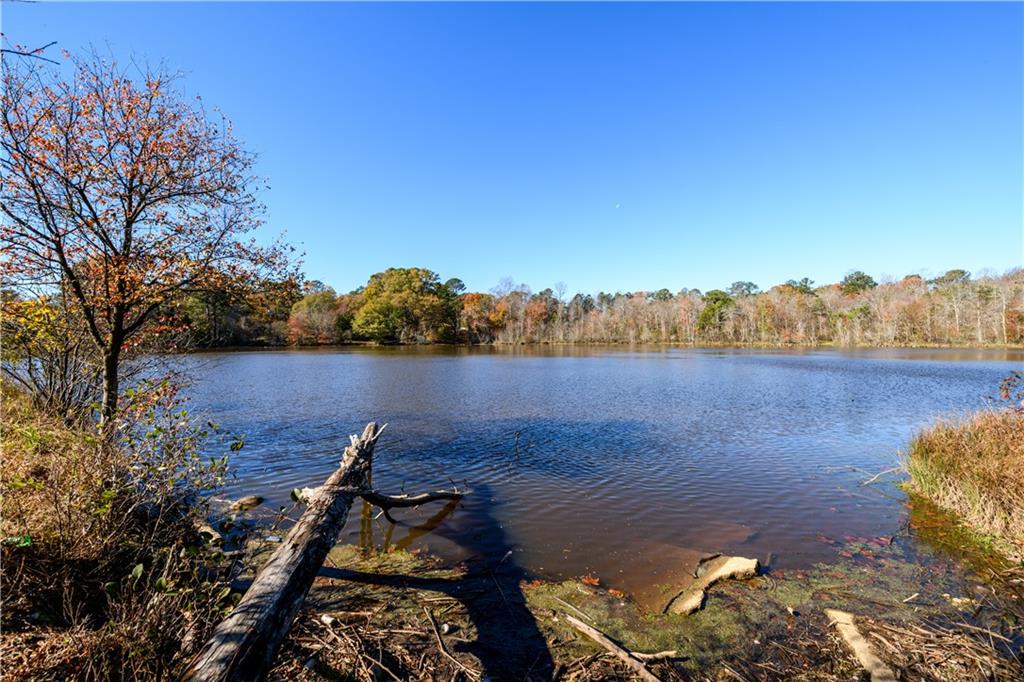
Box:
[905,407,1024,560]
[0,386,235,680]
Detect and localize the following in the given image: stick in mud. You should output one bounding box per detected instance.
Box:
[423,606,481,679]
[560,612,663,682]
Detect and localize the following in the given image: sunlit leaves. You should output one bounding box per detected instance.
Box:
[1,52,296,417]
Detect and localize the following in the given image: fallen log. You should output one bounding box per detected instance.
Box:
[183,423,383,681]
[664,555,760,615]
[183,423,465,681]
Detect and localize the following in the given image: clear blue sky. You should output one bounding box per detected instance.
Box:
[5,2,1022,295]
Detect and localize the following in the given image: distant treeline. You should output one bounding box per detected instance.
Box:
[176,267,1024,348]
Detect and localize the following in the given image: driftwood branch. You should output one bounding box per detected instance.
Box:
[633,650,678,662]
[295,487,465,524]
[825,609,897,682]
[360,489,464,509]
[561,613,662,682]
[183,423,386,681]
[360,489,464,523]
[861,466,902,486]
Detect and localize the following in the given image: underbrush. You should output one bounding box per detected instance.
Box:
[1,383,241,680]
[904,406,1024,560]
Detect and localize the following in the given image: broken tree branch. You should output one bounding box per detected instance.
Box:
[825,609,897,682]
[862,466,902,486]
[360,489,464,509]
[633,650,678,662]
[361,489,464,524]
[182,423,400,681]
[561,613,662,682]
[423,606,481,679]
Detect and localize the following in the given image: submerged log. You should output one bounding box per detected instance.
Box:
[664,555,760,615]
[183,423,384,681]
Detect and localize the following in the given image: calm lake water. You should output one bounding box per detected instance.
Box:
[179,346,1023,604]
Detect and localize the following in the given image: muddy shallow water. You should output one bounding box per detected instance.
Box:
[178,346,1023,604]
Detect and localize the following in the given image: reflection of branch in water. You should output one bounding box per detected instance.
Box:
[358,484,464,551]
[319,481,554,680]
[394,499,461,551]
[359,499,375,550]
[382,517,396,549]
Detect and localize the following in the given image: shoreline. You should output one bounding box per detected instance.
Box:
[268,521,1024,680]
[184,340,1024,354]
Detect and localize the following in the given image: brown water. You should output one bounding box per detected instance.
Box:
[179,346,1023,604]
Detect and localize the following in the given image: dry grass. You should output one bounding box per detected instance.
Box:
[1,384,235,680]
[905,408,1024,560]
[860,616,1023,681]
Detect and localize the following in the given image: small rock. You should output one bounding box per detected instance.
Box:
[943,594,974,608]
[229,495,264,512]
[197,524,223,545]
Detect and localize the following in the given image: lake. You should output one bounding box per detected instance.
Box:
[178,346,1023,606]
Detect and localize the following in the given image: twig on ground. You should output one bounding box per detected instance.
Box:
[552,595,594,622]
[423,606,480,680]
[560,613,662,682]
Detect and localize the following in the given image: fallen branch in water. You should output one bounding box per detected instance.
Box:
[183,423,384,681]
[361,489,465,523]
[296,487,465,523]
[361,490,464,508]
[664,555,760,615]
[862,466,902,486]
[561,613,662,682]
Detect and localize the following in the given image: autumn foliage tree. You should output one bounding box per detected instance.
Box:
[288,287,339,345]
[1,54,292,422]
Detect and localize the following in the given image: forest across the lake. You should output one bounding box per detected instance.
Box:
[170,266,1024,349]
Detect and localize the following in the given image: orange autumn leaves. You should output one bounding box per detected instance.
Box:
[1,53,295,417]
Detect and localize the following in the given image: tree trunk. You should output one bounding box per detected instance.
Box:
[100,346,120,426]
[182,422,381,681]
[1001,296,1009,345]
